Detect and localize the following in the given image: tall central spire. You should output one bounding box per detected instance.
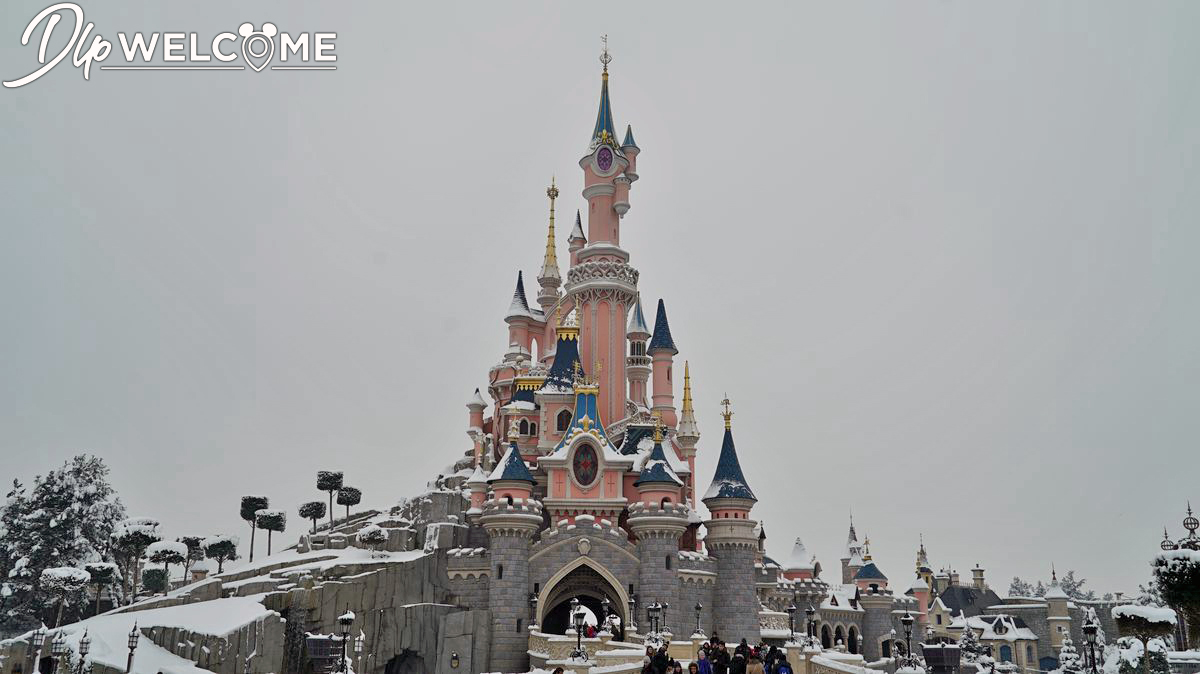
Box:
[537,178,562,311]
[591,38,619,150]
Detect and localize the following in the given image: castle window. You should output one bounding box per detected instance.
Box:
[557,409,572,432]
[530,422,537,436]
[519,419,529,435]
[516,619,522,632]
[506,495,513,506]
[498,564,504,580]
[665,555,672,570]
[660,497,671,507]
[936,615,942,625]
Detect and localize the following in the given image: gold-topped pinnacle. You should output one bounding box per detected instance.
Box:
[720,394,733,430]
[540,177,561,282]
[652,411,664,443]
[681,361,694,413]
[863,538,872,561]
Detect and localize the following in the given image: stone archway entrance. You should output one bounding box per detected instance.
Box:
[538,562,627,636]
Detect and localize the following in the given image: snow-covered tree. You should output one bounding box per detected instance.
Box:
[317,471,343,531]
[239,496,269,563]
[255,510,286,556]
[337,487,362,521]
[958,625,982,662]
[1009,577,1035,597]
[178,536,205,578]
[1152,549,1200,646]
[299,501,326,534]
[356,525,388,557]
[147,541,188,585]
[0,455,127,633]
[84,562,118,617]
[1055,635,1084,674]
[40,567,90,627]
[112,517,161,604]
[141,567,169,595]
[1104,637,1169,674]
[1007,571,1094,600]
[203,535,238,573]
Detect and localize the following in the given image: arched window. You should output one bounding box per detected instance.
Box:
[821,625,832,649]
[530,422,537,436]
[660,497,671,507]
[497,564,504,580]
[519,419,529,435]
[835,626,845,647]
[1000,646,1012,662]
[557,409,572,432]
[848,626,859,654]
[505,495,513,506]
[665,555,672,570]
[882,640,892,658]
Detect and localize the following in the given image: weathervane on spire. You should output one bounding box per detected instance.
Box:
[600,34,611,72]
[720,394,733,430]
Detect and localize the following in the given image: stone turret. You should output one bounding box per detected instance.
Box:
[481,432,542,672]
[1045,567,1071,650]
[701,399,760,641]
[627,500,688,637]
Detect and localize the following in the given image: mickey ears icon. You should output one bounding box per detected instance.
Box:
[238,22,277,38]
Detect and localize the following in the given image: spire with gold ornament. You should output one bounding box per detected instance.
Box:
[677,361,701,447]
[536,178,562,312]
[702,396,756,505]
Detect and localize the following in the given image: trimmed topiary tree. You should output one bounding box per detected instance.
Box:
[240,496,269,563]
[336,486,362,521]
[179,536,205,578]
[203,535,239,573]
[1151,549,1200,646]
[255,510,287,556]
[41,566,90,627]
[299,501,327,534]
[84,562,118,617]
[356,524,388,557]
[141,567,169,595]
[317,471,343,531]
[147,541,188,587]
[112,517,161,603]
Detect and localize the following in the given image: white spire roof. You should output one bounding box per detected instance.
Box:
[467,388,488,409]
[786,537,814,571]
[569,210,586,242]
[627,295,650,336]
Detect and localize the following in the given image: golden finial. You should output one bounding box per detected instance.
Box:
[681,361,694,413]
[541,177,560,277]
[720,394,733,430]
[600,35,611,74]
[508,417,520,441]
[863,538,872,561]
[652,411,664,443]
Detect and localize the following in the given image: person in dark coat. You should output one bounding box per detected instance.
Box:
[730,652,747,674]
[712,642,731,674]
[735,639,751,660]
[651,646,672,674]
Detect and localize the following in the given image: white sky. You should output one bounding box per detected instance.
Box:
[1,1,1197,593]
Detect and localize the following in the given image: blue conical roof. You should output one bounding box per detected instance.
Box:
[592,72,618,148]
[541,332,582,393]
[854,562,888,581]
[648,299,678,354]
[506,271,531,318]
[622,124,638,148]
[635,438,683,487]
[627,296,650,337]
[489,442,535,484]
[702,427,756,501]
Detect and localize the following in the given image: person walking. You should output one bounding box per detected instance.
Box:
[746,654,765,674]
[712,642,731,674]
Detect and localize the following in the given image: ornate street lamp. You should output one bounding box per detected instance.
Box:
[629,595,638,632]
[51,632,68,674]
[806,605,816,645]
[77,631,91,674]
[29,625,46,674]
[337,607,355,673]
[570,598,588,661]
[1083,620,1099,674]
[901,611,915,666]
[694,602,705,637]
[126,624,139,674]
[647,602,662,635]
[529,592,539,627]
[786,603,798,642]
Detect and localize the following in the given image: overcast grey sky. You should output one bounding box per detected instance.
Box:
[2,1,1197,593]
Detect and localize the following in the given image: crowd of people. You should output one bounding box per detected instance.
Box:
[639,634,795,674]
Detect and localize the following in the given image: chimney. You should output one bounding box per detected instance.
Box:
[949,569,960,587]
[972,565,986,591]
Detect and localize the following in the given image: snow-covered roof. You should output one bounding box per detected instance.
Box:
[569,210,586,242]
[467,388,488,409]
[702,426,756,502]
[785,538,815,571]
[506,271,534,320]
[488,443,535,484]
[952,614,1038,642]
[854,562,887,581]
[633,437,684,487]
[1112,605,1177,625]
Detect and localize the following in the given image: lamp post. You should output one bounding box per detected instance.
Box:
[337,607,355,673]
[51,632,68,674]
[126,624,139,674]
[1083,620,1099,674]
[901,611,915,666]
[601,597,611,631]
[570,598,587,661]
[648,602,662,635]
[77,631,91,674]
[629,595,638,633]
[29,625,46,674]
[806,605,816,646]
[695,602,705,637]
[786,603,797,642]
[529,592,539,628]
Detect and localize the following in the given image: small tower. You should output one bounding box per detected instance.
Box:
[568,209,586,265]
[1045,566,1071,651]
[504,271,534,364]
[622,124,640,182]
[702,397,760,641]
[625,295,651,406]
[466,388,487,440]
[675,361,701,504]
[481,424,542,672]
[841,515,864,584]
[536,179,562,313]
[628,416,688,635]
[648,299,679,426]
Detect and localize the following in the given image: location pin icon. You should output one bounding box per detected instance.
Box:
[238,23,277,72]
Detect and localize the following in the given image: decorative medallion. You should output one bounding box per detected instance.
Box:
[573,443,599,487]
[577,537,592,556]
[597,146,613,172]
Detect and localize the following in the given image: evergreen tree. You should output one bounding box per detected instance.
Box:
[112,518,161,604]
[203,535,238,573]
[0,455,127,633]
[147,541,187,586]
[336,486,362,521]
[83,562,117,617]
[317,472,343,532]
[1153,549,1200,646]
[255,511,287,556]
[1009,577,1035,597]
[356,525,388,556]
[1056,635,1083,674]
[299,501,326,535]
[958,625,982,662]
[40,567,90,627]
[240,496,269,563]
[141,568,169,595]
[178,536,205,579]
